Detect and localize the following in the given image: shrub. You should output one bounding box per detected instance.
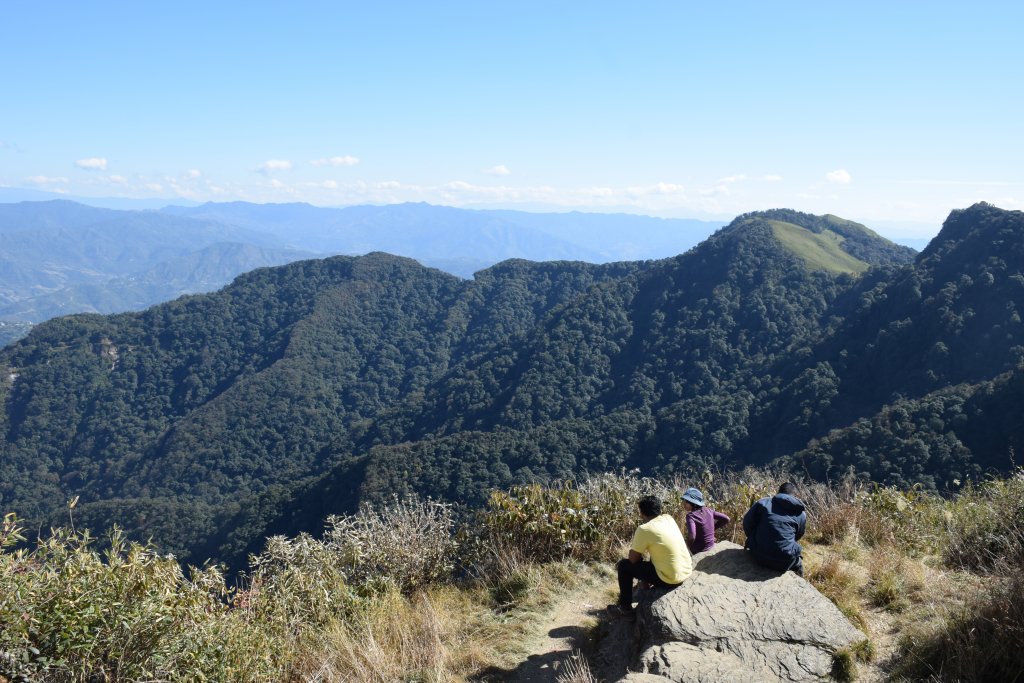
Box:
[479,472,676,562]
[245,531,356,636]
[0,521,280,682]
[854,484,947,554]
[325,496,459,595]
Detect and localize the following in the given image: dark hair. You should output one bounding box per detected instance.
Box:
[638,495,663,517]
[778,481,799,496]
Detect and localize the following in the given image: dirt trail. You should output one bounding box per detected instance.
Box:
[501,573,620,683]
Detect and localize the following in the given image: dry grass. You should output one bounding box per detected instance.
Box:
[866,546,926,613]
[289,560,604,683]
[6,469,1024,682]
[556,650,599,683]
[805,548,868,630]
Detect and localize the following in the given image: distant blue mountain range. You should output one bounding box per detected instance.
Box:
[0,198,727,338]
[162,201,724,273]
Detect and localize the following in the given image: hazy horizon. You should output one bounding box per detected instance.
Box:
[3,1,1020,240]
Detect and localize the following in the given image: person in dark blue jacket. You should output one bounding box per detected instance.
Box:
[742,482,807,576]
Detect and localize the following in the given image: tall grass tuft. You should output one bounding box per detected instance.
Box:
[556,650,598,683]
[866,546,924,612]
[896,561,1024,681]
[943,469,1024,570]
[804,551,867,630]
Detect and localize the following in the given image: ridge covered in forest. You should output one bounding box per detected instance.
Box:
[0,204,1020,566]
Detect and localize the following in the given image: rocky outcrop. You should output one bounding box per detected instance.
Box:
[617,541,865,682]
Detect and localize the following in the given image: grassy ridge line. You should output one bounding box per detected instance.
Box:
[2,468,1023,681]
[768,220,870,274]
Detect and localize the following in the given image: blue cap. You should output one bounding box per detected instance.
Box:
[682,487,705,506]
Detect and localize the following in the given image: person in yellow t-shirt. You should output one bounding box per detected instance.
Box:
[608,495,692,616]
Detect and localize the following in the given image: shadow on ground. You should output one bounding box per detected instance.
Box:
[472,611,605,682]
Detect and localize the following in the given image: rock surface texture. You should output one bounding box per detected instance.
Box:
[617,541,864,682]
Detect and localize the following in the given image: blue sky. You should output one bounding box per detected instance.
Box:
[2,1,1021,237]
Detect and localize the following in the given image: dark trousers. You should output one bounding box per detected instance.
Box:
[748,547,804,576]
[616,558,674,608]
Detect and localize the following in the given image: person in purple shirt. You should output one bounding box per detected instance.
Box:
[681,487,731,554]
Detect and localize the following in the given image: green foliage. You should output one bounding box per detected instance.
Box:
[0,523,279,682]
[1,203,1023,568]
[854,485,948,554]
[3,469,1024,682]
[0,497,465,682]
[480,472,678,561]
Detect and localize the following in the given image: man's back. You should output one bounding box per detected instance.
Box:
[743,492,806,568]
[631,514,692,584]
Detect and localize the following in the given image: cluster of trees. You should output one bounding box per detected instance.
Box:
[0,204,1021,567]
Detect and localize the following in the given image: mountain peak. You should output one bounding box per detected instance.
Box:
[921,202,1023,261]
[722,209,916,274]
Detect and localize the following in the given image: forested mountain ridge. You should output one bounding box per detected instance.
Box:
[1,204,1020,568]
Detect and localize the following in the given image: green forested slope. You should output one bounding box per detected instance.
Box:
[1,205,1020,567]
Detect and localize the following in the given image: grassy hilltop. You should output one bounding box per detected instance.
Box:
[2,467,1022,682]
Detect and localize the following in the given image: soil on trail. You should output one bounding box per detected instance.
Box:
[498,573,632,683]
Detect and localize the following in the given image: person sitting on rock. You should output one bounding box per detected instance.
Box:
[608,494,692,616]
[681,487,730,554]
[742,481,807,576]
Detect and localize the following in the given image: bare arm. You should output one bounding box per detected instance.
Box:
[628,549,643,564]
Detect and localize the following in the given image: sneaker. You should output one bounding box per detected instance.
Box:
[637,581,654,590]
[606,603,635,617]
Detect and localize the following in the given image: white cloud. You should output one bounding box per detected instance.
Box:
[320,180,338,189]
[825,169,852,184]
[763,174,783,182]
[482,164,511,176]
[256,159,293,174]
[25,175,69,185]
[108,175,128,184]
[186,169,202,179]
[627,182,686,197]
[75,157,108,171]
[144,183,164,192]
[718,174,747,184]
[310,155,360,167]
[699,182,731,197]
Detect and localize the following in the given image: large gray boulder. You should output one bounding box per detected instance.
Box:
[618,541,864,682]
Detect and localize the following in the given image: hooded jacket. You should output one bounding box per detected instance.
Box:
[742,493,806,565]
